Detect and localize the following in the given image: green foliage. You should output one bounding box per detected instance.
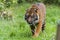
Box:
[0,3,4,11]
[17,0,23,4]
[0,0,59,7]
[0,3,59,40]
[16,0,59,5]
[2,0,13,7]
[43,0,58,4]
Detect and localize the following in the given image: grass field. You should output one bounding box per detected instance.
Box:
[0,3,60,40]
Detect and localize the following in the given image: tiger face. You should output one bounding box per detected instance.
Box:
[25,8,39,26]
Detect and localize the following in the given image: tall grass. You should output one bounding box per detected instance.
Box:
[0,3,59,40]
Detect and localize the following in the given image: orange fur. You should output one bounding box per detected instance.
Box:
[32,3,46,37]
[25,3,46,37]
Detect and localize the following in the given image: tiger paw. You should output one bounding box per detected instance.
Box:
[32,33,39,37]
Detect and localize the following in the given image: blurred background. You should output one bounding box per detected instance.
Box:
[0,0,60,40]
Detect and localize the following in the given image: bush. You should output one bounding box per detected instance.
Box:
[43,0,58,4]
[17,0,23,4]
[0,3,4,11]
[2,0,13,7]
[19,0,59,5]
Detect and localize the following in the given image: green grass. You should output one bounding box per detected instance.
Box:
[0,3,60,40]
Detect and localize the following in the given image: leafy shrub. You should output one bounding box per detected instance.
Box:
[17,0,23,4]
[0,10,13,20]
[2,0,13,7]
[0,3,4,11]
[17,0,59,5]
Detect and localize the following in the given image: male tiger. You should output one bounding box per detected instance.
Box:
[25,3,46,37]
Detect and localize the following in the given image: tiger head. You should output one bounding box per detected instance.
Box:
[25,4,39,26]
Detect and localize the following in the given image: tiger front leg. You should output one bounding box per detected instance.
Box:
[42,21,45,32]
[30,25,35,35]
[33,21,42,37]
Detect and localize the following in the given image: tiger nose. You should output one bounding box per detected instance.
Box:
[28,17,31,22]
[27,20,32,24]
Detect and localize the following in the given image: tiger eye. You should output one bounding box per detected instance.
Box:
[34,9,37,13]
[35,17,38,20]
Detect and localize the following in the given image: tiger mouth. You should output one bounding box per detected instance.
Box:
[28,19,39,26]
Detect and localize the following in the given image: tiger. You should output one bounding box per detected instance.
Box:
[25,3,46,37]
